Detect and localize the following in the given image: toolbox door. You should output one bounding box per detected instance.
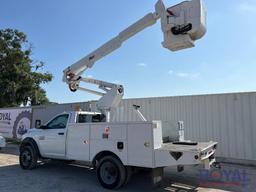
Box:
[127,123,154,168]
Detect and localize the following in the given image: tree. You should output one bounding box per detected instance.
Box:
[0,28,53,107]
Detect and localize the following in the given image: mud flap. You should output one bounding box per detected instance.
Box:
[151,167,164,187]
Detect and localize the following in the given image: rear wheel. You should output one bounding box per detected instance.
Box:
[96,156,126,189]
[19,146,38,170]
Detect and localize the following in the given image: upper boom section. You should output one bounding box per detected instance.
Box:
[63,0,206,84]
[63,13,159,83]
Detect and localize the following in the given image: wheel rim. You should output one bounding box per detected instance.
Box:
[100,161,118,185]
[21,150,32,167]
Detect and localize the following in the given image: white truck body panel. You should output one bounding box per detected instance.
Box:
[65,121,160,168]
[38,128,66,158]
[66,123,90,161]
[127,122,154,167]
[23,111,217,169]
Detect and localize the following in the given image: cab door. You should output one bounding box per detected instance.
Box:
[38,114,69,158]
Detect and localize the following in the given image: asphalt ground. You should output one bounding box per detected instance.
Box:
[0,143,255,192]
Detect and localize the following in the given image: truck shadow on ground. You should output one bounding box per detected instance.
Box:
[0,161,226,192]
[0,144,251,192]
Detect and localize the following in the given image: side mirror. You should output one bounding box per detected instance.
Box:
[40,125,48,130]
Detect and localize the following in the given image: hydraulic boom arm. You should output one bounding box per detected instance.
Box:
[62,0,207,121]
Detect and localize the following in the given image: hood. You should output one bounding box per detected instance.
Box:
[27,128,38,133]
[22,128,42,140]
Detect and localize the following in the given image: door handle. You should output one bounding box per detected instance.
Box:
[58,132,64,135]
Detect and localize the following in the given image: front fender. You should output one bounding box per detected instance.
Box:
[20,137,41,158]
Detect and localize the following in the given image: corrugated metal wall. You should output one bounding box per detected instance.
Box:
[112,92,256,162]
[30,92,256,162]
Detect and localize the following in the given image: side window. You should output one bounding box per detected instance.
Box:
[47,114,69,129]
[92,114,104,122]
[77,114,106,123]
[77,115,92,123]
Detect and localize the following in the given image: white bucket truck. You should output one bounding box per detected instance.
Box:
[20,0,218,189]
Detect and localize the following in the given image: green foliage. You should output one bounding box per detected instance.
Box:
[0,28,53,107]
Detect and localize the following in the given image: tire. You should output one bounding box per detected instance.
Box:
[96,156,126,189]
[19,145,38,170]
[12,111,31,139]
[124,166,132,186]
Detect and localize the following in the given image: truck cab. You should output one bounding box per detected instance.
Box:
[22,111,105,159]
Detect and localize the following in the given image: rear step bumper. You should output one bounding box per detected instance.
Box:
[154,141,218,168]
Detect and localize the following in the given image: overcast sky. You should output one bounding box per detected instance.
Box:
[1,0,256,103]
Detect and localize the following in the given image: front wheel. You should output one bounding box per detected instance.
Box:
[96,156,126,189]
[19,146,38,170]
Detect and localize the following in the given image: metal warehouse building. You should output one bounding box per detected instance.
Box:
[29,92,256,165]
